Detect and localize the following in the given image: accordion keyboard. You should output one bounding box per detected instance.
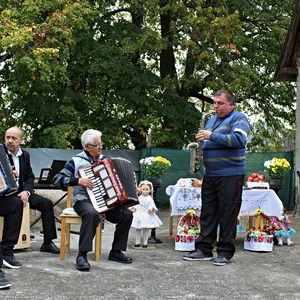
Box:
[79,164,119,212]
[78,157,138,213]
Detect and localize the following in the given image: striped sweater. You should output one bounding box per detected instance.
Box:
[202,109,250,176]
[52,150,105,205]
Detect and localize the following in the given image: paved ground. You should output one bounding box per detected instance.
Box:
[2,205,300,300]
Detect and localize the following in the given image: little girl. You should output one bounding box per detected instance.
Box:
[131,181,163,248]
[274,210,296,246]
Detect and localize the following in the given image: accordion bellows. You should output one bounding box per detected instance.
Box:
[0,173,7,191]
[0,144,18,196]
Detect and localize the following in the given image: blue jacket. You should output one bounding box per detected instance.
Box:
[202,109,250,176]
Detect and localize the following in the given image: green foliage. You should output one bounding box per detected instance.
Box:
[264,157,291,180]
[247,117,295,152]
[0,0,297,150]
[140,156,171,178]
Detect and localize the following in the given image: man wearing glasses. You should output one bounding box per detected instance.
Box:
[53,129,133,271]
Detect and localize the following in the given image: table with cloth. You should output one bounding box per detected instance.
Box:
[166,178,284,238]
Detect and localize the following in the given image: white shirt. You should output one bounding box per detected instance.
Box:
[8,148,22,178]
[8,148,30,196]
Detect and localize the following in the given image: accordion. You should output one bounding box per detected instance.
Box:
[78,157,139,213]
[0,144,18,196]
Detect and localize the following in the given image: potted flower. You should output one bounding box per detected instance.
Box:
[139,156,171,184]
[264,157,291,191]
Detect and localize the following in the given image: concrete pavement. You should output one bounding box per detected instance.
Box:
[2,209,300,300]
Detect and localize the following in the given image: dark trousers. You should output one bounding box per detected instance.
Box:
[74,200,133,253]
[29,193,57,244]
[0,195,24,263]
[195,174,244,260]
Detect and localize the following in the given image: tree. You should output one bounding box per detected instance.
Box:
[0,0,97,147]
[0,0,296,151]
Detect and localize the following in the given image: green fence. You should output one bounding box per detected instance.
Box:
[139,148,295,211]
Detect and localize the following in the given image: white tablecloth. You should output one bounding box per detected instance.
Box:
[166,186,202,216]
[166,186,283,217]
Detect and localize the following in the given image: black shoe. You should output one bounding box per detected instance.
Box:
[2,255,23,269]
[0,270,11,289]
[183,249,213,261]
[148,237,163,244]
[76,255,90,271]
[108,250,132,264]
[142,245,147,248]
[213,256,229,266]
[40,242,60,254]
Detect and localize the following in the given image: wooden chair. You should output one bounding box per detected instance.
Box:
[59,187,102,261]
[169,205,174,239]
[293,171,300,217]
[168,206,183,239]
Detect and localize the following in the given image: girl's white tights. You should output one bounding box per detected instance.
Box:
[135,228,151,246]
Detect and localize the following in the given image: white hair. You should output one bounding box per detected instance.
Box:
[81,129,102,149]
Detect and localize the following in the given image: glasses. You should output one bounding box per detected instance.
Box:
[87,143,103,148]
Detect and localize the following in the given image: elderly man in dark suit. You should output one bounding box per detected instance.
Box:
[0,127,60,270]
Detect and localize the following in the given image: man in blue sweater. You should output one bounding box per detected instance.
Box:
[183,90,250,266]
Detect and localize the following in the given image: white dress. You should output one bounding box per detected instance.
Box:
[131,194,163,229]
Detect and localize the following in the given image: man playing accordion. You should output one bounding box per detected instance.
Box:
[53,129,133,271]
[0,126,60,288]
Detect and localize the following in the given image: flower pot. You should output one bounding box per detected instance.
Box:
[269,179,284,195]
[269,179,284,190]
[147,178,162,189]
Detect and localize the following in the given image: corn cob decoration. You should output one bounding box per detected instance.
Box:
[255,208,263,230]
[260,215,264,229]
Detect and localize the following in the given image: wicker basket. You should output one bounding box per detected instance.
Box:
[244,212,274,252]
[175,212,200,251]
[244,234,273,252]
